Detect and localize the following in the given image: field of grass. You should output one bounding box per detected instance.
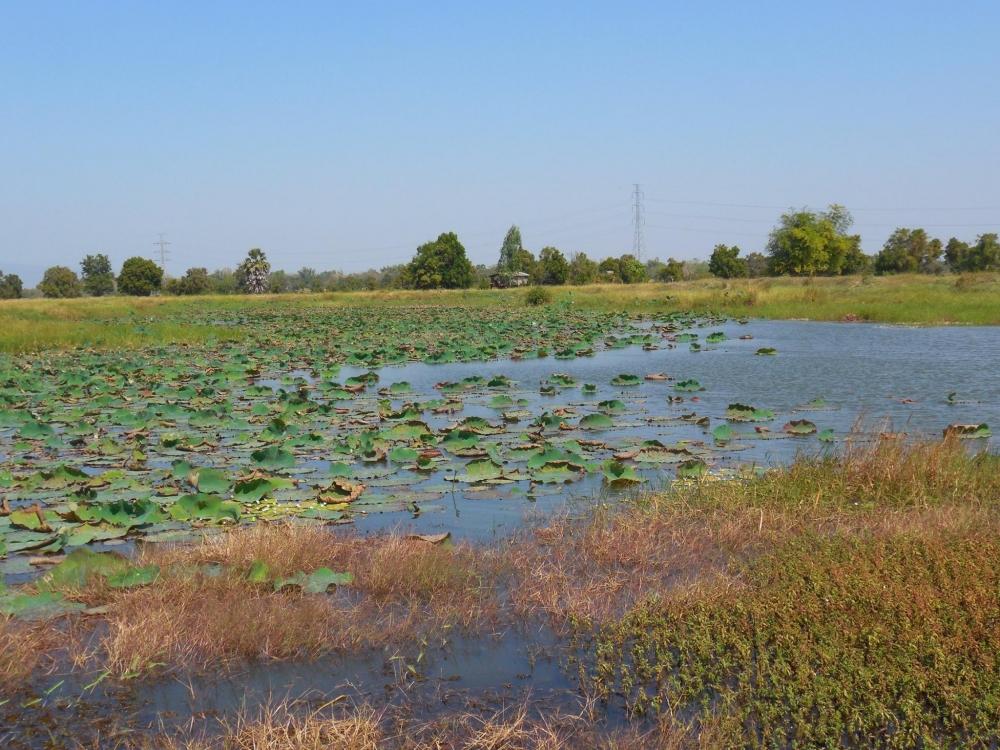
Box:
[0,272,996,353]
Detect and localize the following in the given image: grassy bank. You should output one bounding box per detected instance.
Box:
[0,272,996,352]
[3,440,998,747]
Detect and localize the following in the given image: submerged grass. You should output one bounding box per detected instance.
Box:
[1,272,996,352]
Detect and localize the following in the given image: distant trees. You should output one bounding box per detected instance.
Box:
[657,258,684,282]
[745,252,769,278]
[118,257,163,296]
[39,266,83,298]
[0,270,24,299]
[402,232,474,289]
[568,252,598,285]
[165,267,211,295]
[709,244,749,278]
[767,205,868,276]
[945,233,999,272]
[535,247,569,285]
[874,228,943,274]
[80,253,116,296]
[497,226,523,272]
[236,248,271,294]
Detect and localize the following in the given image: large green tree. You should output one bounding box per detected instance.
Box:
[39,266,83,298]
[874,228,943,274]
[80,253,116,296]
[0,271,23,299]
[567,252,598,285]
[118,257,163,296]
[165,267,211,295]
[403,232,474,289]
[766,205,867,276]
[497,226,523,272]
[618,254,647,284]
[946,233,999,272]
[535,247,569,285]
[709,244,749,278]
[236,248,271,294]
[657,257,685,282]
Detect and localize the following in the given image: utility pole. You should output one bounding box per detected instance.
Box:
[154,232,171,271]
[631,183,644,260]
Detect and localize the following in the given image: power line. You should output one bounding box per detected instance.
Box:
[154,232,171,271]
[632,183,644,260]
[644,197,1000,212]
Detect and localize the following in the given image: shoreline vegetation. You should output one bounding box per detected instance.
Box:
[3,439,999,747]
[0,272,997,353]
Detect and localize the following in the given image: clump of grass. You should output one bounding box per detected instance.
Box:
[585,528,1000,747]
[0,616,57,690]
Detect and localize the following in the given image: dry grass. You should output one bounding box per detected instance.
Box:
[509,438,1000,627]
[92,524,499,674]
[0,616,58,689]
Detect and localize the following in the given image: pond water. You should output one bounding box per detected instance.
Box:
[304,320,1000,541]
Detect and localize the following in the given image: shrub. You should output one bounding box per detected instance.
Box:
[39,266,83,298]
[525,286,552,306]
[118,257,164,296]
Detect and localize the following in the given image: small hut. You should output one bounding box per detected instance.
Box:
[490,271,530,289]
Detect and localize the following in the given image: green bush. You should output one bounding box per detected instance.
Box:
[525,286,552,306]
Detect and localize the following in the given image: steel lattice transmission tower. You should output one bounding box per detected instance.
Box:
[631,183,645,260]
[154,232,171,271]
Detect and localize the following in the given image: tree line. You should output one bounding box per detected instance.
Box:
[1,204,996,299]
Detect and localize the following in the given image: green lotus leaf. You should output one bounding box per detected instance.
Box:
[579,413,614,430]
[37,548,131,590]
[386,420,432,440]
[706,331,726,343]
[274,567,353,594]
[169,494,241,523]
[712,423,735,443]
[233,476,294,503]
[676,459,708,479]
[783,419,817,435]
[0,589,85,620]
[597,399,626,415]
[69,498,167,528]
[189,467,232,494]
[610,373,642,387]
[756,347,778,355]
[251,445,296,470]
[601,460,643,485]
[389,446,419,463]
[673,379,704,392]
[106,564,160,589]
[943,423,991,439]
[247,559,271,584]
[726,403,775,422]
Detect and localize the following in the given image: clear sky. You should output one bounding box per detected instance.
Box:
[2,1,998,284]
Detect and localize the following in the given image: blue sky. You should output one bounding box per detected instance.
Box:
[2,1,998,284]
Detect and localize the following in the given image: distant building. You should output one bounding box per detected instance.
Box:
[490,271,530,288]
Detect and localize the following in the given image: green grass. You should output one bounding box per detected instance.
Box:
[1,272,996,353]
[572,440,1000,747]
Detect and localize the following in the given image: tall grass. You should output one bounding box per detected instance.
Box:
[1,272,996,352]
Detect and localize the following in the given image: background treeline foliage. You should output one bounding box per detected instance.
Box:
[7,205,997,298]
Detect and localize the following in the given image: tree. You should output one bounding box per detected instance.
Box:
[944,238,970,272]
[39,266,83,298]
[947,233,1000,272]
[709,244,749,278]
[209,268,238,294]
[498,226,523,272]
[237,248,271,294]
[535,247,569,285]
[567,252,598,285]
[80,253,115,296]
[268,270,289,293]
[745,252,769,278]
[657,258,684,282]
[510,248,536,277]
[164,267,211,295]
[598,257,621,282]
[618,254,647,284]
[118,257,163,296]
[294,267,319,292]
[402,232,474,289]
[0,271,23,299]
[967,233,1000,271]
[766,205,865,276]
[874,228,943,274]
